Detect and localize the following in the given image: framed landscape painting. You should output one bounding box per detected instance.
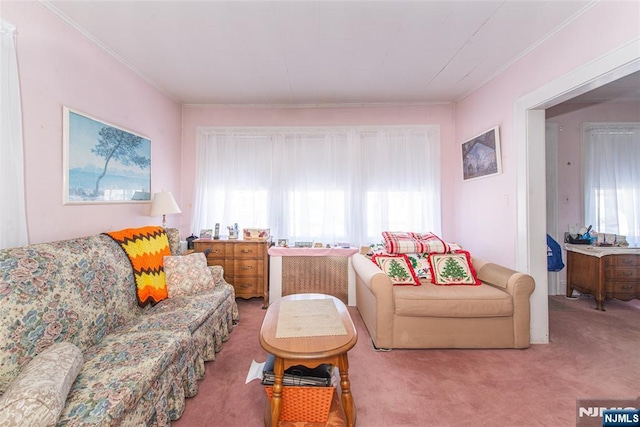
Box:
[63,107,151,204]
[461,126,501,181]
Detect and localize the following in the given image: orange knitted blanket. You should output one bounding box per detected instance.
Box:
[105,226,170,305]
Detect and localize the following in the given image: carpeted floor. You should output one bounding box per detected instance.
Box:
[173,294,640,427]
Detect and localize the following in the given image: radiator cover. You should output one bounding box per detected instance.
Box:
[281,256,349,304]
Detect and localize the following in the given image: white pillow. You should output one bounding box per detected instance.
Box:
[0,342,83,426]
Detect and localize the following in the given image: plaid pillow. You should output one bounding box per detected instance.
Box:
[382,231,450,254]
[372,254,420,286]
[428,251,480,286]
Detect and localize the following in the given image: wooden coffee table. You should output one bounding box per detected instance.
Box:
[259,293,358,426]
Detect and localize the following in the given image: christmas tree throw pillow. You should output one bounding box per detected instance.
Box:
[372,254,420,286]
[428,251,481,286]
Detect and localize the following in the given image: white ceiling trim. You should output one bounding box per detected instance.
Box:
[38,0,181,103]
[182,100,454,108]
[453,0,597,103]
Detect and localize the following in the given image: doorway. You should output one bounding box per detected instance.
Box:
[515,40,640,344]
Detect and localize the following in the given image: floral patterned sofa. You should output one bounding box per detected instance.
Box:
[0,229,238,426]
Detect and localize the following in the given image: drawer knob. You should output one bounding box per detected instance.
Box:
[622,284,633,291]
[241,249,253,254]
[240,283,251,289]
[241,265,253,270]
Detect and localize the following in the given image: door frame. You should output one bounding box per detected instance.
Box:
[514,39,640,344]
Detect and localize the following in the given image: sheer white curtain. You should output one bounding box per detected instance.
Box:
[275,130,352,243]
[583,123,640,246]
[192,129,273,236]
[0,19,28,249]
[193,125,440,246]
[359,127,441,243]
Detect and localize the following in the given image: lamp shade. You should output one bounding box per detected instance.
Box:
[150,191,181,216]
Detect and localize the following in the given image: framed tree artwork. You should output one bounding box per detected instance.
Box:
[63,106,151,204]
[461,126,502,181]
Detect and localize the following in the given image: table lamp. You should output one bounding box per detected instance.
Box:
[150,191,181,228]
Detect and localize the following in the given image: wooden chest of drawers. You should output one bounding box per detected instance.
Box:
[565,244,640,311]
[194,239,270,308]
[604,254,639,298]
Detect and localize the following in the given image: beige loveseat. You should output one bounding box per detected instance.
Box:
[352,250,535,349]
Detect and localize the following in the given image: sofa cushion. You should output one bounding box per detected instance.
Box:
[127,288,235,339]
[428,251,480,286]
[0,342,83,426]
[58,329,192,425]
[393,282,513,318]
[163,252,214,298]
[372,254,420,286]
[122,292,225,335]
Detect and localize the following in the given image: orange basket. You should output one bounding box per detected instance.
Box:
[265,386,334,422]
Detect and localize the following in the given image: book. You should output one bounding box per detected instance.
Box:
[261,354,332,387]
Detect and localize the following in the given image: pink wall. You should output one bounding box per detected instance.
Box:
[181,104,455,238]
[451,1,640,268]
[3,2,183,244]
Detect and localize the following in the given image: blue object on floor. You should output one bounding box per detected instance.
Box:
[547,234,565,272]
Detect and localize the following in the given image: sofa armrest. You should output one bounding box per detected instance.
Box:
[207,265,229,288]
[352,253,395,348]
[473,258,535,295]
[473,258,535,348]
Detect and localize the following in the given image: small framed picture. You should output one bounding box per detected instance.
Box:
[313,242,324,248]
[294,241,313,248]
[276,239,288,247]
[200,229,213,239]
[462,126,501,181]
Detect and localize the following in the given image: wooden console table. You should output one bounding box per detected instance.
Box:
[565,244,640,310]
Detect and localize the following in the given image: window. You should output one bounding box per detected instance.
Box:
[192,126,440,246]
[583,123,640,246]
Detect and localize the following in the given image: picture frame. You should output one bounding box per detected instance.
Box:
[200,229,213,239]
[276,239,288,247]
[313,242,324,248]
[63,106,151,204]
[461,126,501,181]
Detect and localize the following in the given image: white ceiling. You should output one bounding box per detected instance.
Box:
[44,0,598,105]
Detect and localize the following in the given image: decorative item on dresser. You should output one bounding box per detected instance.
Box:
[565,243,640,311]
[194,238,271,308]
